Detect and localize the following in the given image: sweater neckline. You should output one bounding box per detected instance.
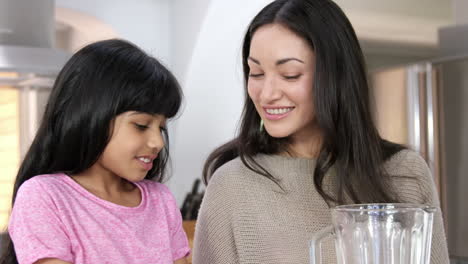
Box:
[255,153,317,177]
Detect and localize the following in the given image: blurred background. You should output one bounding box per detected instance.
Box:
[0,0,466,263]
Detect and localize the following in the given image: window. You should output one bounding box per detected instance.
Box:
[0,86,20,229]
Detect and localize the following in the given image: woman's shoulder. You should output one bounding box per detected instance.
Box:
[384,149,431,179]
[205,157,265,198]
[206,154,289,200]
[384,149,439,204]
[197,158,256,223]
[209,157,253,184]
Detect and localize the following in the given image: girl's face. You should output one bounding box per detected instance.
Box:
[95,111,166,182]
[247,23,318,145]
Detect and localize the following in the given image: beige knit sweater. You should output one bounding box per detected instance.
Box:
[192,149,449,264]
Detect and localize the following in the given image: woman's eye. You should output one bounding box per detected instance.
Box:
[284,74,302,80]
[249,73,264,78]
[135,124,149,130]
[159,126,167,132]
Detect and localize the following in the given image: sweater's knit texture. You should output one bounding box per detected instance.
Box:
[192,150,449,264]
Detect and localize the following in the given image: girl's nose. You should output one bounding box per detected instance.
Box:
[147,130,165,152]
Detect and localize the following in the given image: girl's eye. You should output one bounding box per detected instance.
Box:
[284,74,302,80]
[160,126,167,132]
[135,124,149,130]
[249,73,264,78]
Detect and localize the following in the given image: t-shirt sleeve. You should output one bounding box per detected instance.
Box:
[8,179,73,264]
[158,184,190,261]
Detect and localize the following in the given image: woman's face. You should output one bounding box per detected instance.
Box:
[247,23,318,144]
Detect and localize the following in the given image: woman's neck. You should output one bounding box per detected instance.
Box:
[286,126,323,159]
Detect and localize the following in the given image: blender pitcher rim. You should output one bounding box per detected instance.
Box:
[332,203,437,213]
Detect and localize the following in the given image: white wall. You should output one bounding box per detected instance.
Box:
[55,0,172,65]
[169,0,274,204]
[170,0,212,82]
[55,7,119,52]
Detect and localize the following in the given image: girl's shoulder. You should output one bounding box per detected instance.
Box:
[137,180,182,218]
[137,180,177,202]
[18,173,69,196]
[137,179,169,192]
[14,174,71,213]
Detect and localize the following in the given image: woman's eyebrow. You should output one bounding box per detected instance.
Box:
[276,57,304,65]
[247,56,305,65]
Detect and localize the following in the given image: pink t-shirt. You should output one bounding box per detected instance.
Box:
[9,173,190,264]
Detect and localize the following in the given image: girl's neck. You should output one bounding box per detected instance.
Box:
[73,166,133,193]
[71,166,141,207]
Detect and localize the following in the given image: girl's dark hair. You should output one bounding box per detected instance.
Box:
[203,0,404,204]
[1,39,182,263]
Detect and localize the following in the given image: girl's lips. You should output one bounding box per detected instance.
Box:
[135,155,156,171]
[263,107,294,120]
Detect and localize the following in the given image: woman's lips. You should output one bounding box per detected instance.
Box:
[263,107,294,120]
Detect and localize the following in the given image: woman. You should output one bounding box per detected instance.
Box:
[193,0,449,263]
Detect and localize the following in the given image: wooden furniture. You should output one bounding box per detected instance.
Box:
[182,220,196,264]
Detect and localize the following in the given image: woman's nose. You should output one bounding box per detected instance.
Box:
[260,76,281,102]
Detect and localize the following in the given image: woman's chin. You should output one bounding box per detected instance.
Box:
[264,129,291,139]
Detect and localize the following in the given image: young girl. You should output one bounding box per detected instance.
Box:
[1,39,190,264]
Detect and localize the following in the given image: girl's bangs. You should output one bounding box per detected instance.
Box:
[120,71,182,118]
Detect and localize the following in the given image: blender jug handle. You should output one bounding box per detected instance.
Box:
[309,225,334,264]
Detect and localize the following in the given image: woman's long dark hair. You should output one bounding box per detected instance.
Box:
[203,0,404,204]
[1,39,182,264]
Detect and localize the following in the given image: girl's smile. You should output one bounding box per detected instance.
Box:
[135,154,157,171]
